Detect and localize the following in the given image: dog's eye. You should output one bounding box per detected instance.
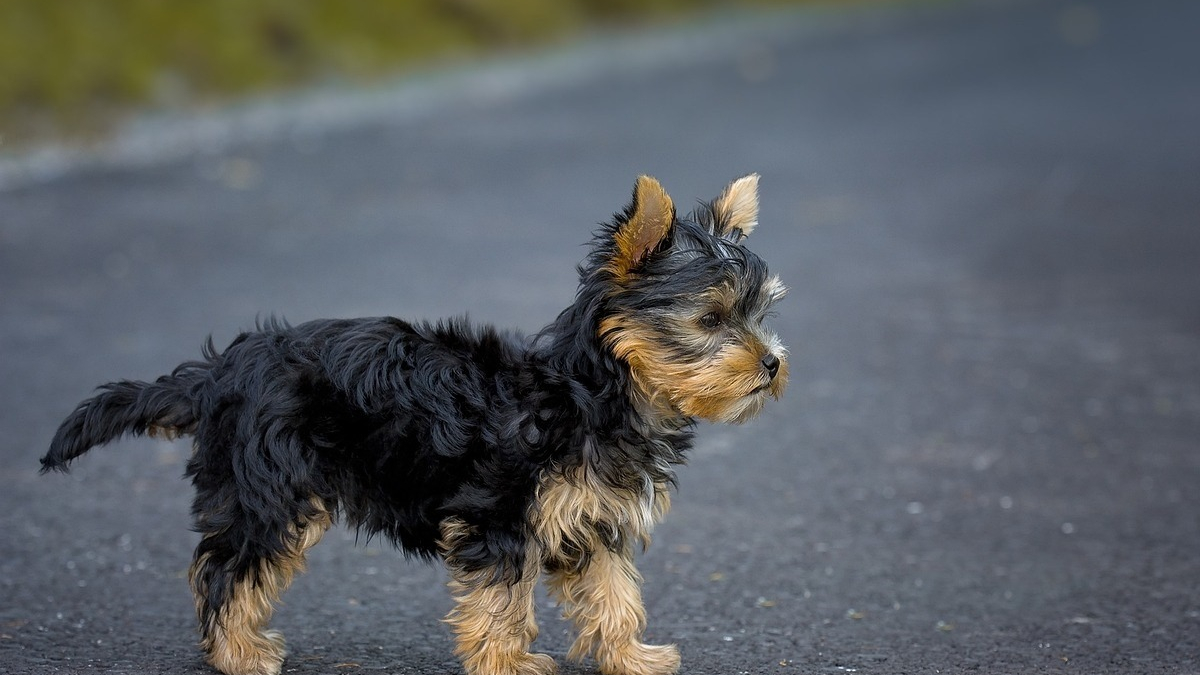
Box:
[699,312,723,329]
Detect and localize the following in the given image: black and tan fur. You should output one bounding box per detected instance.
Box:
[41,174,788,675]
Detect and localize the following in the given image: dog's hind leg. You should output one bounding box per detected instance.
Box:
[188,486,331,675]
[189,497,330,675]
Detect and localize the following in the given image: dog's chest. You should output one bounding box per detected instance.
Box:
[532,462,671,564]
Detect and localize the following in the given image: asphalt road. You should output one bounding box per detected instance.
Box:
[2,0,1199,673]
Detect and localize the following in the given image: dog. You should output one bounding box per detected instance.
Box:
[41,174,788,675]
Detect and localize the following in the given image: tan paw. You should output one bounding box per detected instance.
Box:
[464,651,557,675]
[598,642,680,675]
[516,652,558,675]
[206,629,286,675]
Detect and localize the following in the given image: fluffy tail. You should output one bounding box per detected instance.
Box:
[41,364,208,473]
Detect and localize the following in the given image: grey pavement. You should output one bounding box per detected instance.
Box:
[2,0,1199,673]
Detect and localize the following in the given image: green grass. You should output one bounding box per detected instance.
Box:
[0,0,882,144]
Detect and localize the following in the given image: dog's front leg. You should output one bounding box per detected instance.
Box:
[546,546,680,675]
[441,519,555,675]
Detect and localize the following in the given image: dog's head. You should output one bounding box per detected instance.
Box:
[589,175,788,424]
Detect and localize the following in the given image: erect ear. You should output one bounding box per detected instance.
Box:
[711,173,760,242]
[611,175,676,278]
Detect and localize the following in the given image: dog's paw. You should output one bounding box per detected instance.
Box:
[516,652,558,675]
[464,651,557,675]
[206,629,287,675]
[599,642,680,675]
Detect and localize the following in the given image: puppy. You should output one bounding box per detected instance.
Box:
[42,175,788,675]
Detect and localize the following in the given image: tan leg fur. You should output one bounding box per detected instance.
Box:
[440,518,556,675]
[535,469,679,675]
[192,501,331,675]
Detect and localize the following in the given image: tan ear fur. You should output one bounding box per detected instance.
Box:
[611,175,675,278]
[712,173,760,241]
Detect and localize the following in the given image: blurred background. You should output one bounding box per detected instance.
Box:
[0,0,866,146]
[2,1,1198,674]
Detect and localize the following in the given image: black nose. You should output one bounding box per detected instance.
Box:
[761,353,780,379]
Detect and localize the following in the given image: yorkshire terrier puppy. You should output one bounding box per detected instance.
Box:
[42,175,788,675]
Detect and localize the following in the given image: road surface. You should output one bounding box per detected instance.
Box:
[1,0,1198,673]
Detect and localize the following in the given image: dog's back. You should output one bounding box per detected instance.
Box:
[42,315,553,555]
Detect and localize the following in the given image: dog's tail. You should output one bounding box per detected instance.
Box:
[41,359,211,474]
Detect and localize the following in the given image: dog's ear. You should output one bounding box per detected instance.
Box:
[711,173,760,242]
[611,175,676,277]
